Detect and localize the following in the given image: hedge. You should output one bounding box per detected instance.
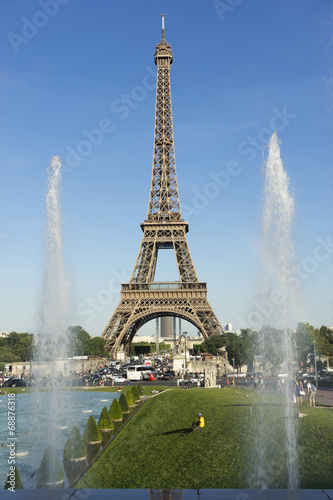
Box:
[98,407,114,430]
[64,426,87,459]
[125,387,136,408]
[119,393,129,413]
[63,426,87,485]
[109,398,123,421]
[83,416,102,464]
[83,416,102,443]
[132,385,141,402]
[36,444,65,488]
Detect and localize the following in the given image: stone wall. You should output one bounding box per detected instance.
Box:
[5,358,108,378]
[188,357,248,376]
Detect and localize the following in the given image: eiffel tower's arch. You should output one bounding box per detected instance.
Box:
[133,312,199,337]
[103,281,223,356]
[101,17,224,357]
[116,311,201,354]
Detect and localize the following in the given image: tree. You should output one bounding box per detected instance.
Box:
[315,326,333,357]
[132,342,155,355]
[0,332,33,363]
[88,337,109,357]
[238,329,257,372]
[13,333,33,361]
[295,322,315,369]
[197,334,226,355]
[258,326,285,371]
[0,345,16,362]
[223,332,240,369]
[67,326,91,356]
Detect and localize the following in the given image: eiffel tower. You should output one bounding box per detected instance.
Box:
[102,16,224,356]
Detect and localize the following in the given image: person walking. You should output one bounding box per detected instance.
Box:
[306,380,317,407]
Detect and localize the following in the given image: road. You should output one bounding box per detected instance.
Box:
[70,376,333,406]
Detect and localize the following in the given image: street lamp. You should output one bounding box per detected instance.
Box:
[314,340,318,388]
[181,334,187,374]
[232,357,235,374]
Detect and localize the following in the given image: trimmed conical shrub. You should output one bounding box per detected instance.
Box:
[98,406,114,430]
[125,387,136,408]
[132,385,141,402]
[83,415,102,442]
[4,466,23,490]
[64,426,87,459]
[98,407,114,447]
[109,398,123,421]
[119,393,129,413]
[137,384,143,397]
[83,416,102,464]
[63,426,87,485]
[37,444,65,489]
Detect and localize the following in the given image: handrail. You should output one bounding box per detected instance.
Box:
[121,282,207,291]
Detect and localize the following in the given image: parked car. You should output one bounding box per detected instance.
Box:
[113,376,126,383]
[302,374,316,381]
[190,377,204,384]
[4,378,28,387]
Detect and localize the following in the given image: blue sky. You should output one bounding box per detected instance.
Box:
[0,0,332,337]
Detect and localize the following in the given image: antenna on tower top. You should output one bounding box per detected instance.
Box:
[161,14,165,41]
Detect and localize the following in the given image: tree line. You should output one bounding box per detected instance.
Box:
[1,323,332,371]
[0,326,108,365]
[193,323,333,373]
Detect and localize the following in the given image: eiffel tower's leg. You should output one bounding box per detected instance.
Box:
[172,226,198,282]
[130,229,158,283]
[131,224,200,284]
[101,299,137,353]
[195,300,224,337]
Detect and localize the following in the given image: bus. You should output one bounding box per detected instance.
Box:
[126,365,153,381]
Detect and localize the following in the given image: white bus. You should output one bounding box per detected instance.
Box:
[126,365,153,381]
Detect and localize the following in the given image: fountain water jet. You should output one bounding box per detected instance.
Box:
[252,132,298,489]
[39,155,70,348]
[30,156,71,485]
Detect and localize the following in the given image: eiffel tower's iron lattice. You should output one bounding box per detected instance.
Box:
[102,16,224,355]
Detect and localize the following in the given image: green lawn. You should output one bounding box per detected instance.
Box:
[1,385,175,395]
[75,388,333,489]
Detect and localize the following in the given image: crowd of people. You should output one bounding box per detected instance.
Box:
[218,374,318,408]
